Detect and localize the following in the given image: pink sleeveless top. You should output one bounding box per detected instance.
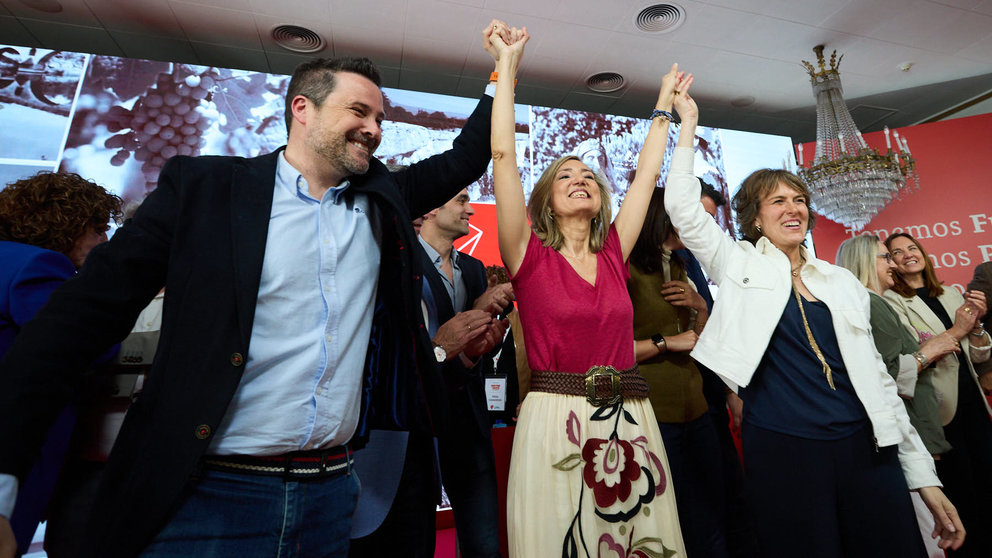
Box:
[508,225,635,374]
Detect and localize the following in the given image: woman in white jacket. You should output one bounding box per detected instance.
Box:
[663,129,963,556]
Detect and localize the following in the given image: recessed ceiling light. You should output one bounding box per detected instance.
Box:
[16,0,63,13]
[586,72,625,93]
[271,25,326,54]
[731,95,755,107]
[633,3,686,34]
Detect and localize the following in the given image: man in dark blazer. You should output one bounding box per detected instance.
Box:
[420,188,508,558]
[350,188,509,557]
[0,24,508,556]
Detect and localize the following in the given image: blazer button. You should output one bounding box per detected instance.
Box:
[743,277,749,284]
[230,353,244,367]
[195,424,212,440]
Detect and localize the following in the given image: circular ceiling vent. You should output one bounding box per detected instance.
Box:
[586,72,625,93]
[271,24,326,53]
[634,3,686,33]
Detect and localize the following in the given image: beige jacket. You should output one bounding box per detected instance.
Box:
[883,287,992,425]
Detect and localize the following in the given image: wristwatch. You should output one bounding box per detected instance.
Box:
[651,333,667,353]
[433,343,447,363]
[912,351,929,368]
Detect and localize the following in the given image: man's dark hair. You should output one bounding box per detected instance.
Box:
[698,178,727,207]
[284,57,382,133]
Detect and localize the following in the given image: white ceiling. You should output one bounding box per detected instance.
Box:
[2,0,992,140]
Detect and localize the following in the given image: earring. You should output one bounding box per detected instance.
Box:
[756,224,762,233]
[548,209,555,220]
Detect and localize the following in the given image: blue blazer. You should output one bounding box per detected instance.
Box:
[0,94,492,558]
[0,242,77,554]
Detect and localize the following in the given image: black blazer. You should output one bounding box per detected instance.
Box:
[418,246,491,438]
[0,95,492,558]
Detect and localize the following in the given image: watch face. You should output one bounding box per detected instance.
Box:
[434,345,446,362]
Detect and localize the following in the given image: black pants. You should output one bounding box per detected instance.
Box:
[658,414,729,558]
[937,380,992,558]
[742,423,927,558]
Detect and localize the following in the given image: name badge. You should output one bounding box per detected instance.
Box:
[485,377,507,411]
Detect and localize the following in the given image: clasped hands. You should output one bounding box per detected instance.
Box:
[483,19,529,64]
[432,282,514,362]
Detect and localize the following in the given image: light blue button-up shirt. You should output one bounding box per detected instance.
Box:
[1,154,383,516]
[209,152,380,454]
[418,236,466,314]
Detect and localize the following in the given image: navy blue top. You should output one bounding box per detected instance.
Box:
[741,290,868,439]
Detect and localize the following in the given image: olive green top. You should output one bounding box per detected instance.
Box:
[869,292,951,455]
[628,261,708,423]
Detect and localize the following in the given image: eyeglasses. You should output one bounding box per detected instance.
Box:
[877,253,892,263]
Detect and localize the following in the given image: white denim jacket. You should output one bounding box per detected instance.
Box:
[664,146,939,489]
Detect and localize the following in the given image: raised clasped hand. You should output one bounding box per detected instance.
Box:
[671,71,697,121]
[484,20,529,61]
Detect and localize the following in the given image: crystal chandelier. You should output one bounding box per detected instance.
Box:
[796,45,920,231]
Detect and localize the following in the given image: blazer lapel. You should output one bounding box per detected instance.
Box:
[904,295,948,337]
[458,252,487,306]
[230,152,279,347]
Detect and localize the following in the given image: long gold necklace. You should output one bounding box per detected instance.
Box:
[792,258,836,390]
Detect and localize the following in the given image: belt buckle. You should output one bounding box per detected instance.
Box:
[585,365,621,407]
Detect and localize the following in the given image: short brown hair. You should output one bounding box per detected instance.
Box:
[284,57,382,133]
[885,232,943,298]
[731,169,816,244]
[528,156,612,253]
[0,171,122,255]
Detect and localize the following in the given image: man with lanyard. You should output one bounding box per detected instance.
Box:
[420,188,511,558]
[351,188,511,557]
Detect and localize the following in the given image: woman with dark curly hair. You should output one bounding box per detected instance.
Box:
[0,170,122,556]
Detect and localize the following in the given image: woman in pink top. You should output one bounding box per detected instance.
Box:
[488,21,693,557]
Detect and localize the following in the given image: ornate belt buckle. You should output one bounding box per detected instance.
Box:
[585,365,621,407]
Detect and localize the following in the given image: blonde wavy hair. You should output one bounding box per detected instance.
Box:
[527,156,613,253]
[836,233,884,293]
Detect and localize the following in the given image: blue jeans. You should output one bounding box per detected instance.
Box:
[141,467,359,557]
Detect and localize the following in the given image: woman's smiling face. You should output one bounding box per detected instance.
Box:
[753,181,809,253]
[889,235,926,278]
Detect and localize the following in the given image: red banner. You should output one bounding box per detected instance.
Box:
[808,113,992,291]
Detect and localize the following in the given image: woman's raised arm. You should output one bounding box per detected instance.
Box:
[614,66,693,260]
[488,23,530,275]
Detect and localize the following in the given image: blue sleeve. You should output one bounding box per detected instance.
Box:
[8,250,75,328]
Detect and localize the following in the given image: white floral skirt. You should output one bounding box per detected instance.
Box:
[507,391,686,558]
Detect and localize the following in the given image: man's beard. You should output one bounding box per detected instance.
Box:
[311,131,373,176]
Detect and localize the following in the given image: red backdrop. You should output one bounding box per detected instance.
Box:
[454,203,501,267]
[807,113,992,292]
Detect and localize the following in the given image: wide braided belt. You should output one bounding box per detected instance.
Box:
[531,365,649,407]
